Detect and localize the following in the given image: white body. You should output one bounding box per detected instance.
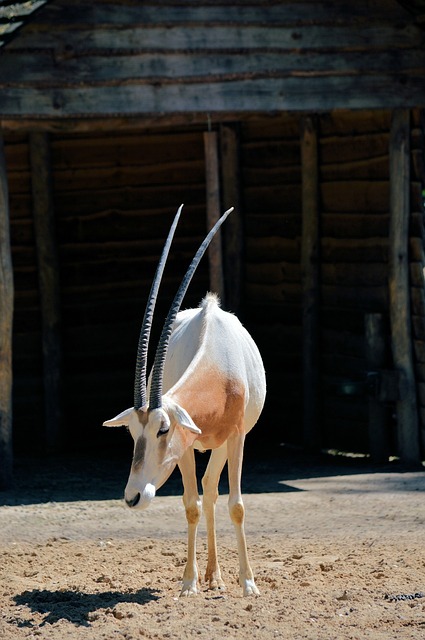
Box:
[161,294,266,443]
[104,293,266,596]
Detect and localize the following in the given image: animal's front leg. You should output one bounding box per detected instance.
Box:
[227,432,260,597]
[178,448,202,596]
[202,444,227,591]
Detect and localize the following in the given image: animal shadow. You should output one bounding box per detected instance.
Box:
[14,587,160,627]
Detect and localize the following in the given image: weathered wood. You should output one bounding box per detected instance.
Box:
[245,213,301,239]
[10,2,409,28]
[320,133,390,163]
[322,238,389,263]
[0,131,14,488]
[365,313,391,462]
[246,261,300,285]
[0,110,396,135]
[321,181,390,213]
[1,78,425,120]
[51,131,204,169]
[203,131,225,301]
[321,156,389,181]
[301,115,321,450]
[388,109,421,465]
[29,132,62,451]
[0,113,291,134]
[220,123,243,313]
[9,22,424,52]
[1,0,424,120]
[2,50,424,87]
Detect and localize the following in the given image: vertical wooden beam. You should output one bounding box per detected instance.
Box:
[29,132,62,451]
[220,123,243,313]
[301,115,321,450]
[389,109,421,465]
[203,130,225,302]
[0,131,14,488]
[365,313,390,462]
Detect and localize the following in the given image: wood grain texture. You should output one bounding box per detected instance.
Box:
[0,0,424,119]
[388,109,421,464]
[0,132,14,488]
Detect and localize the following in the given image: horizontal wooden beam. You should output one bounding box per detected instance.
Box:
[0,75,425,120]
[14,2,409,27]
[0,113,276,133]
[1,50,424,86]
[10,23,424,52]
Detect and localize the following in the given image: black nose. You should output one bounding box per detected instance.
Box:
[125,492,141,508]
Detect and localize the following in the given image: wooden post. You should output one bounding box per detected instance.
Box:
[220,123,243,313]
[301,116,321,450]
[29,132,62,452]
[389,109,421,465]
[365,313,390,462]
[203,130,225,302]
[0,131,14,488]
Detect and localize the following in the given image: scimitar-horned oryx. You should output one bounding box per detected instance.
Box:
[103,205,266,597]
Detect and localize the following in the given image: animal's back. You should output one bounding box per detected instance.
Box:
[162,293,266,433]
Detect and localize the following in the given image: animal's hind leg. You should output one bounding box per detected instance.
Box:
[178,447,202,596]
[201,443,227,591]
[227,431,260,596]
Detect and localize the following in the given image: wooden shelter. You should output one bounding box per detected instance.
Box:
[1,0,425,486]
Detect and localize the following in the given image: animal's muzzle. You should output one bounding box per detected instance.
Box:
[125,492,141,508]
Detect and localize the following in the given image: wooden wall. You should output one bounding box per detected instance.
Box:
[319,111,393,452]
[6,127,210,450]
[1,0,425,123]
[4,109,425,456]
[241,115,303,446]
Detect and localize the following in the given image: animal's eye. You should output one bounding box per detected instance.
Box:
[157,421,169,437]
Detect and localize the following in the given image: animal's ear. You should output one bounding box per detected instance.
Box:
[171,403,202,435]
[103,407,134,427]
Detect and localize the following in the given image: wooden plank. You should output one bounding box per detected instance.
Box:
[1,76,425,119]
[322,263,388,286]
[245,213,301,238]
[300,115,321,450]
[0,131,14,488]
[29,132,63,452]
[0,111,389,135]
[220,123,243,313]
[2,49,425,85]
[388,109,421,465]
[15,2,409,27]
[203,131,225,300]
[10,23,425,52]
[320,156,389,181]
[322,238,389,263]
[50,161,205,192]
[365,313,391,462]
[246,261,300,284]
[51,131,204,169]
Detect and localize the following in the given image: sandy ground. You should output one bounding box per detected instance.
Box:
[0,449,424,640]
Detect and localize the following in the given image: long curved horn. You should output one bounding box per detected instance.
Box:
[133,204,184,410]
[149,207,234,410]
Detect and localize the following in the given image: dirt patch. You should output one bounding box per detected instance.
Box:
[0,451,424,639]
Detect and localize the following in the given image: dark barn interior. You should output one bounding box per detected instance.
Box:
[1,1,425,487]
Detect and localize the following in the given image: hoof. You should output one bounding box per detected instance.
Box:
[180,581,199,597]
[208,579,226,592]
[242,579,260,597]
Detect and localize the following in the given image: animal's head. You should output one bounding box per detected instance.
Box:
[103,204,233,510]
[103,400,201,509]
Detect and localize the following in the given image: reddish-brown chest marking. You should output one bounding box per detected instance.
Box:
[174,365,245,449]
